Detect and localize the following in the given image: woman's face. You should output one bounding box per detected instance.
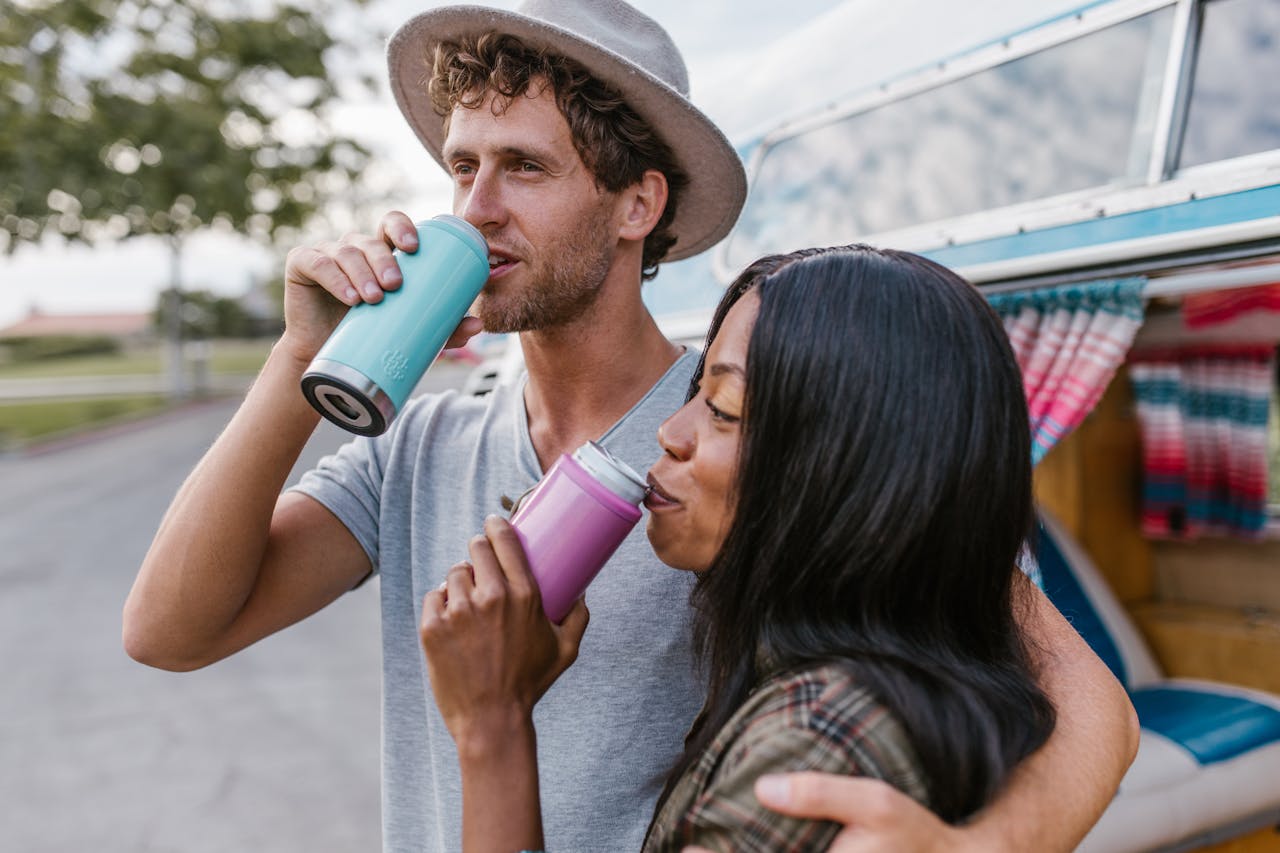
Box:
[645,290,759,572]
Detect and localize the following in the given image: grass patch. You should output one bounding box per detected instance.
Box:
[0,339,273,379]
[0,395,173,446]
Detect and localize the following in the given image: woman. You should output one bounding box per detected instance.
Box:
[420,245,1056,851]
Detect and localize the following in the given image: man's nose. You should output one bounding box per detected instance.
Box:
[457,167,506,232]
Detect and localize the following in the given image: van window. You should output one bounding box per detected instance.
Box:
[1178,0,1280,170]
[727,8,1174,269]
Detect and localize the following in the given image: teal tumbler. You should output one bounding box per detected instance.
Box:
[301,215,489,436]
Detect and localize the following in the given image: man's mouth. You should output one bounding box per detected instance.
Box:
[487,250,516,276]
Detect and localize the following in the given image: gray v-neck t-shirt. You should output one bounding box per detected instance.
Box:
[294,350,702,852]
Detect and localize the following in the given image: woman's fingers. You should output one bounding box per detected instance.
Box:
[482,515,536,599]
[466,532,507,606]
[444,560,475,611]
[555,598,589,664]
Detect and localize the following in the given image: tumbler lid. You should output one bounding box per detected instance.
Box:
[573,441,648,505]
[422,214,488,265]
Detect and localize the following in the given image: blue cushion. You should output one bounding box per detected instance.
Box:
[1130,686,1280,765]
[1035,523,1129,687]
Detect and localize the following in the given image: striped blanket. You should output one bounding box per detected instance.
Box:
[1128,345,1276,539]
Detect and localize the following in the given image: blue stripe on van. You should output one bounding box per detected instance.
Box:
[921,184,1280,269]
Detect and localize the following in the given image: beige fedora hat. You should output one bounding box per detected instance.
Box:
[386,0,747,262]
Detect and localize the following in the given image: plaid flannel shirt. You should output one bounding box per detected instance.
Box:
[643,664,931,852]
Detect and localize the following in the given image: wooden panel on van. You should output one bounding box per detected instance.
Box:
[1132,601,1280,696]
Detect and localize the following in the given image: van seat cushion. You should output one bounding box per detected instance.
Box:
[1035,523,1128,686]
[1130,685,1280,765]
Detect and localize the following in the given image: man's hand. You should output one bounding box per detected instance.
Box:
[279,209,483,362]
[683,772,979,853]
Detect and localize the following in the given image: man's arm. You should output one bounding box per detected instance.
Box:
[122,340,374,671]
[123,210,476,671]
[745,583,1140,852]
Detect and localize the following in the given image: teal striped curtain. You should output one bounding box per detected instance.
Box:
[1128,345,1275,539]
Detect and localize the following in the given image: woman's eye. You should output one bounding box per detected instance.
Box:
[705,398,739,424]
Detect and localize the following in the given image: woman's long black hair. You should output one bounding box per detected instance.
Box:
[663,245,1055,823]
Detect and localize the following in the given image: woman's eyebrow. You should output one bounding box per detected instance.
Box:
[708,363,745,379]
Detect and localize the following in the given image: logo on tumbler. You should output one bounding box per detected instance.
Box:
[381,349,409,381]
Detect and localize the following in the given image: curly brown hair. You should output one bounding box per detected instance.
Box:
[427,33,688,280]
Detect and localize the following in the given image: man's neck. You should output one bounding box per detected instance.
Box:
[520,289,681,472]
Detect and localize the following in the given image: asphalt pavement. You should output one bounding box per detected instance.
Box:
[0,361,474,852]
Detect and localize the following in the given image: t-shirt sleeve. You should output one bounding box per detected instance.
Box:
[290,434,387,572]
[672,680,925,853]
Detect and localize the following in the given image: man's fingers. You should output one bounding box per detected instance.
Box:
[285,246,361,306]
[330,240,388,303]
[378,210,419,253]
[754,773,907,826]
[444,316,484,350]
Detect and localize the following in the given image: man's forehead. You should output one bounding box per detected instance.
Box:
[441,90,574,157]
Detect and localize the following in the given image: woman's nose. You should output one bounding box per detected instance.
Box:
[657,402,696,461]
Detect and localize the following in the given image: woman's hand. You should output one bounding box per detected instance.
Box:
[420,515,590,749]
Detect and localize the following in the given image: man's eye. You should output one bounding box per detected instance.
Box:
[519,162,542,173]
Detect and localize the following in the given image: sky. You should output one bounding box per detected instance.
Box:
[0,0,1090,330]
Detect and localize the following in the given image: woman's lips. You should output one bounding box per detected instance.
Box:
[644,473,678,510]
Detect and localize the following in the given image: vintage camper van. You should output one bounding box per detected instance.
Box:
[699,0,1280,850]
[465,1,1278,847]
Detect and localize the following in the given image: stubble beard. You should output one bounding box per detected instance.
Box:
[475,208,616,334]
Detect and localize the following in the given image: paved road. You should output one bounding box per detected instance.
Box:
[0,362,473,853]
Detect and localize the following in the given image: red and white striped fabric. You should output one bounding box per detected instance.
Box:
[988,279,1147,464]
[1181,282,1280,329]
[1128,345,1276,539]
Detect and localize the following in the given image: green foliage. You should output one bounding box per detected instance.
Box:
[0,334,122,363]
[0,0,378,252]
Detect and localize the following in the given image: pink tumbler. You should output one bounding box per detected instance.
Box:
[510,441,648,623]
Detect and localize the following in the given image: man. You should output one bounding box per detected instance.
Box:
[124,1,1137,850]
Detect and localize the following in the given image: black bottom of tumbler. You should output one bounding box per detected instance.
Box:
[301,371,390,436]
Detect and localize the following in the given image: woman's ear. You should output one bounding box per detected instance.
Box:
[616,169,669,242]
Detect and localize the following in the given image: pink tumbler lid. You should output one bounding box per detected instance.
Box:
[572,441,647,505]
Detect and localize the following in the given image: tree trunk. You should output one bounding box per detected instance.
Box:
[165,235,186,399]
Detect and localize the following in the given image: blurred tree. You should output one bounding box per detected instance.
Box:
[1,0,377,249]
[151,287,256,339]
[0,0,382,392]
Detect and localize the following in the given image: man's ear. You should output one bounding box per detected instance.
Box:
[617,169,669,242]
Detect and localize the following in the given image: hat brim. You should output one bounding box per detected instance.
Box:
[386,5,746,263]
